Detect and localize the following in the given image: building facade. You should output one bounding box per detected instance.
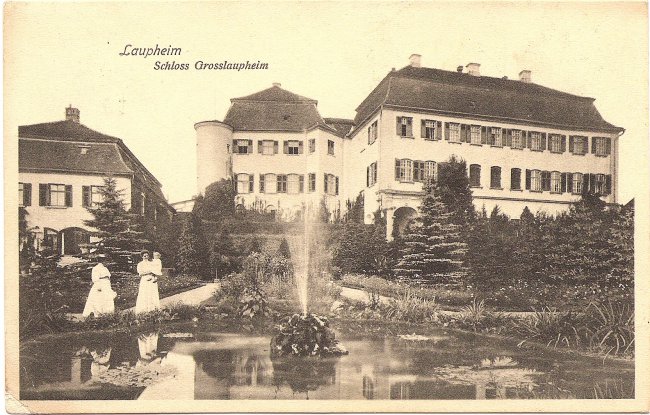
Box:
[18,107,174,255]
[196,55,623,237]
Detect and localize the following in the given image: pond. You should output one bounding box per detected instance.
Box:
[20,321,634,400]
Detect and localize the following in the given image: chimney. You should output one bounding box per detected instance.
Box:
[466,63,481,77]
[272,82,281,88]
[409,54,421,68]
[456,65,464,73]
[65,106,80,123]
[519,70,532,83]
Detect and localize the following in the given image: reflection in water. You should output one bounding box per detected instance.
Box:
[20,329,635,400]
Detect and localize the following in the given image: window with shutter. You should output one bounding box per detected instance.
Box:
[308,173,316,192]
[510,168,521,190]
[261,140,275,155]
[327,140,334,155]
[530,170,542,191]
[235,140,251,154]
[422,120,436,140]
[287,174,300,194]
[298,141,304,154]
[470,125,481,145]
[551,172,562,193]
[530,132,542,151]
[424,161,436,182]
[469,164,481,187]
[549,135,563,153]
[368,121,378,145]
[593,137,609,156]
[572,173,583,194]
[236,174,249,194]
[287,140,300,155]
[277,175,287,193]
[490,127,503,147]
[595,174,606,195]
[45,184,66,207]
[448,123,461,143]
[265,174,277,194]
[490,166,502,189]
[309,138,316,153]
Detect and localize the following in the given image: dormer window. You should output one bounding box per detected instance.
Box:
[78,145,90,155]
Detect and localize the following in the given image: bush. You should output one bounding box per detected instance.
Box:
[584,302,634,356]
[513,307,587,349]
[381,289,439,323]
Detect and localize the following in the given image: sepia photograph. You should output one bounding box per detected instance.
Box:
[3,1,649,413]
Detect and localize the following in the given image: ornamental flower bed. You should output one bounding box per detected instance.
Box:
[270,313,348,357]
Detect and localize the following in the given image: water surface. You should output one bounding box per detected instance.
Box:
[20,322,633,400]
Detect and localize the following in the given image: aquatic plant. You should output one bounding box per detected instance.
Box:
[584,301,634,357]
[382,289,439,323]
[513,307,586,349]
[271,313,348,357]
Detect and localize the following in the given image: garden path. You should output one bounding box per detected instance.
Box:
[68,283,220,321]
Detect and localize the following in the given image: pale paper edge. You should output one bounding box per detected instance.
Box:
[3,1,649,413]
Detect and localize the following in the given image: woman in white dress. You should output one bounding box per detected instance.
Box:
[135,252,160,314]
[82,262,116,318]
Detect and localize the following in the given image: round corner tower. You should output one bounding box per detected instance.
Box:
[194,120,233,195]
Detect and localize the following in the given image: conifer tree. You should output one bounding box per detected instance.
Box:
[176,212,209,278]
[210,227,238,279]
[435,156,475,226]
[84,177,149,270]
[394,180,467,282]
[276,237,292,259]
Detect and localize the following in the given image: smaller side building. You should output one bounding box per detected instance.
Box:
[18,107,174,255]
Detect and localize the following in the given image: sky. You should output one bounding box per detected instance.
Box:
[4,1,648,204]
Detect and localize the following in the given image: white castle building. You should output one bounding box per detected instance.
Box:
[195,55,623,238]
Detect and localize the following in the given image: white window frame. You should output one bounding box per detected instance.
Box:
[368,162,377,187]
[327,140,335,156]
[326,174,337,196]
[264,173,277,194]
[90,185,105,207]
[549,135,562,153]
[531,170,542,191]
[398,117,413,137]
[399,159,413,182]
[449,123,461,143]
[308,173,316,192]
[551,171,562,193]
[368,121,378,145]
[277,174,288,193]
[236,173,250,194]
[262,140,275,155]
[470,125,481,145]
[424,161,436,182]
[572,173,583,194]
[530,132,542,151]
[287,174,301,194]
[511,130,523,149]
[287,140,300,155]
[47,184,66,207]
[490,127,502,147]
[424,120,436,140]
[573,137,587,155]
[236,139,250,154]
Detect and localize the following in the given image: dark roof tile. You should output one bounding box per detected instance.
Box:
[353,66,622,133]
[19,139,132,175]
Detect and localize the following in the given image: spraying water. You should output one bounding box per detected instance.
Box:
[286,218,310,315]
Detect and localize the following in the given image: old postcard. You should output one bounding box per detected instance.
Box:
[4,1,649,413]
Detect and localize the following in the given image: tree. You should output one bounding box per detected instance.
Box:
[209,227,239,279]
[19,207,37,273]
[84,177,149,270]
[332,222,388,275]
[394,180,467,282]
[276,237,292,259]
[434,156,475,227]
[176,212,210,278]
[344,192,364,224]
[466,206,517,287]
[193,179,236,222]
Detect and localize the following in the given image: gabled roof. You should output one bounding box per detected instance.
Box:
[19,139,132,176]
[323,118,355,138]
[18,119,166,199]
[231,85,317,104]
[353,65,623,133]
[223,85,335,133]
